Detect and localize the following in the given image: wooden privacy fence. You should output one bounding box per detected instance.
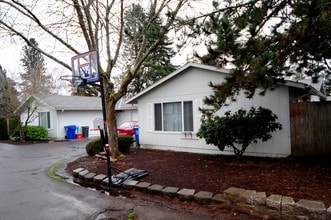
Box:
[290,102,331,156]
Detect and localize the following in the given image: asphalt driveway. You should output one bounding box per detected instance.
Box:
[0,140,212,220]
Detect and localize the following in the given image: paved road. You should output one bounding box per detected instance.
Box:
[0,140,212,220]
[0,140,111,220]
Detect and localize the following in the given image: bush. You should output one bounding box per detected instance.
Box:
[25,126,48,140]
[0,118,9,140]
[118,135,134,153]
[197,107,282,156]
[9,117,20,137]
[85,135,134,156]
[85,138,103,156]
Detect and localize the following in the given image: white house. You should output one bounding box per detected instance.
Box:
[16,95,137,139]
[127,63,325,157]
[16,95,103,139]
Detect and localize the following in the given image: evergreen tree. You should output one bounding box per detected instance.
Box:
[20,38,55,100]
[191,0,331,111]
[122,4,177,95]
[0,65,19,118]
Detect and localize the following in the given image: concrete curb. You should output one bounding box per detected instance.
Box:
[71,168,330,220]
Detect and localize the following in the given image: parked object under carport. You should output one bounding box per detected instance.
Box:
[81,126,89,138]
[65,125,77,139]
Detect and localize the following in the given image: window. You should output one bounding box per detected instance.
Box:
[39,112,50,129]
[154,103,162,131]
[154,101,193,132]
[183,101,193,131]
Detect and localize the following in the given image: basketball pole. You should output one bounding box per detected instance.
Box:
[70,50,112,186]
[100,74,112,186]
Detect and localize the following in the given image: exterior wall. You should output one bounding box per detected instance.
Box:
[116,109,138,126]
[136,67,291,157]
[20,99,136,139]
[20,103,58,138]
[57,110,102,139]
[21,104,103,139]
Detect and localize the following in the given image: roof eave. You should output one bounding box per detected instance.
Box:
[126,62,230,104]
[283,81,327,100]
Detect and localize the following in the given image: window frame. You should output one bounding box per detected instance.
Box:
[39,111,50,129]
[154,101,193,132]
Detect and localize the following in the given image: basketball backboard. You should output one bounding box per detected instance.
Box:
[71,50,99,85]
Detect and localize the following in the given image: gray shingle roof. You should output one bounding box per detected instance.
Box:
[37,95,102,110]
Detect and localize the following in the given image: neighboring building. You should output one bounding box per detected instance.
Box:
[115,96,138,126]
[127,63,325,157]
[15,95,102,139]
[15,95,137,139]
[286,78,325,102]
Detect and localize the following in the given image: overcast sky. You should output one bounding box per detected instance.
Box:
[0,0,213,83]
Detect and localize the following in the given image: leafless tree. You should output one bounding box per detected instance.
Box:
[0,0,194,155]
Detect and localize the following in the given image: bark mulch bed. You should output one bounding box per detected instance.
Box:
[66,148,331,208]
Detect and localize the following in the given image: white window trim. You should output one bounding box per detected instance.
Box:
[152,100,194,133]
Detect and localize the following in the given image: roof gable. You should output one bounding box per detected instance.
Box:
[126,63,230,104]
[126,63,326,104]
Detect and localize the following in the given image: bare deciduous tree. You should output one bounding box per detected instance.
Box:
[0,0,193,155]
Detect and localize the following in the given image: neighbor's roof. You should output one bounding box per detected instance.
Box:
[126,62,326,104]
[40,95,137,111]
[283,80,326,99]
[34,95,102,111]
[15,94,137,114]
[14,94,101,114]
[115,96,137,110]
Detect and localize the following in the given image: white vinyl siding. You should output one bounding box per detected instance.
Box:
[146,103,153,132]
[193,99,203,132]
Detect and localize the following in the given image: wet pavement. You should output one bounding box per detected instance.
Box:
[0,140,213,220]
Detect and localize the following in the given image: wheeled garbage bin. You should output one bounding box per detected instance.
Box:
[133,125,140,147]
[65,125,76,139]
[81,126,89,138]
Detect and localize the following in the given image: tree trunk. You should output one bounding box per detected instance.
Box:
[106,97,119,157]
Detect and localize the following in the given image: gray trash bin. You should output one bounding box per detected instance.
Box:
[81,126,89,138]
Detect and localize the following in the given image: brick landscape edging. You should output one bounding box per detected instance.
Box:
[72,168,331,219]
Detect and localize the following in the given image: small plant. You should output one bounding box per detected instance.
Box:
[197,107,282,156]
[127,210,137,220]
[48,161,63,181]
[25,125,48,140]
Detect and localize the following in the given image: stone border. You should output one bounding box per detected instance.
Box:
[72,168,331,220]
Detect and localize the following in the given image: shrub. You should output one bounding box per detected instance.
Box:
[118,135,134,153]
[85,135,134,156]
[85,138,103,156]
[25,126,48,140]
[197,107,282,156]
[0,118,9,140]
[9,117,20,137]
[11,126,22,140]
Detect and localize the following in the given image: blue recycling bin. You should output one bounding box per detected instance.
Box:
[133,125,140,147]
[65,125,77,139]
